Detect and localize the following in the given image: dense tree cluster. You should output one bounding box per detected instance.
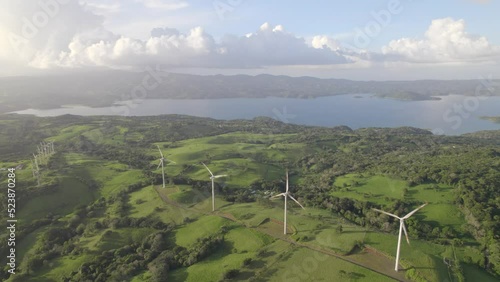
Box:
[62,227,226,282]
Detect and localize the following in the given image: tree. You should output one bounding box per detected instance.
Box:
[222,269,240,280]
[336,224,343,234]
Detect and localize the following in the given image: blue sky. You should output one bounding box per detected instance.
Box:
[0,0,499,80]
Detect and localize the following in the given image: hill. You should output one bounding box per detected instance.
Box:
[1,71,499,113]
[0,114,499,282]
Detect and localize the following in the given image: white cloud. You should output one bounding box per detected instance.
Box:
[0,1,350,72]
[136,0,188,10]
[311,35,341,51]
[79,0,121,15]
[55,23,349,69]
[382,18,500,63]
[0,0,104,68]
[217,23,349,67]
[0,1,497,79]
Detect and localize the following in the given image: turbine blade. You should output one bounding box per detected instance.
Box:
[270,193,286,199]
[201,162,214,176]
[402,203,428,219]
[164,158,176,164]
[286,169,289,193]
[402,221,410,245]
[372,208,401,219]
[156,145,164,158]
[157,160,162,169]
[288,194,305,209]
[214,174,227,179]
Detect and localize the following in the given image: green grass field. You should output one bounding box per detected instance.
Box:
[169,226,275,281]
[265,245,397,282]
[17,176,94,224]
[151,132,313,188]
[174,216,231,248]
[332,174,466,229]
[5,120,498,282]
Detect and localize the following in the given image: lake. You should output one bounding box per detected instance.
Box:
[11,94,500,135]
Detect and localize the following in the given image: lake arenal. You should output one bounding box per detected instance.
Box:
[11,94,500,135]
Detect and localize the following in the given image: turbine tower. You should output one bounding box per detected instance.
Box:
[31,159,36,178]
[202,162,227,211]
[271,170,305,234]
[32,154,40,187]
[372,203,427,271]
[156,145,175,188]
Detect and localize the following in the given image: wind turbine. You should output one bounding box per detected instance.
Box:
[372,203,427,271]
[31,159,36,178]
[156,145,175,188]
[201,162,227,211]
[271,170,305,234]
[32,154,40,187]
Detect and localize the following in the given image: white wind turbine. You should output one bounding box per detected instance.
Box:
[36,144,43,164]
[201,162,227,212]
[373,203,427,271]
[271,170,305,234]
[156,145,176,188]
[32,154,40,187]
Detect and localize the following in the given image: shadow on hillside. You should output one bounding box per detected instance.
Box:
[341,230,369,234]
[247,259,266,269]
[168,268,188,281]
[257,250,276,258]
[234,270,257,281]
[218,202,235,209]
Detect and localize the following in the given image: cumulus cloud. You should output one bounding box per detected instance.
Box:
[217,23,350,67]
[311,35,341,51]
[79,0,121,15]
[0,1,497,77]
[0,0,104,67]
[56,22,350,69]
[382,18,500,63]
[135,0,188,10]
[0,0,350,72]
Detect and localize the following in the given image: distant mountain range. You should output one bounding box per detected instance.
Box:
[1,70,499,113]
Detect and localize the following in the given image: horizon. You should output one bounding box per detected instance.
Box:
[1,68,498,82]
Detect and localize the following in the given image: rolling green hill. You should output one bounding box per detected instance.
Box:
[0,114,499,282]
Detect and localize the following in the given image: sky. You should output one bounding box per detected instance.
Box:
[0,0,499,80]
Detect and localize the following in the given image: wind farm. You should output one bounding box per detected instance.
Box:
[0,115,498,282]
[2,1,500,281]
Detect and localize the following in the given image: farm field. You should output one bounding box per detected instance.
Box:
[0,114,498,282]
